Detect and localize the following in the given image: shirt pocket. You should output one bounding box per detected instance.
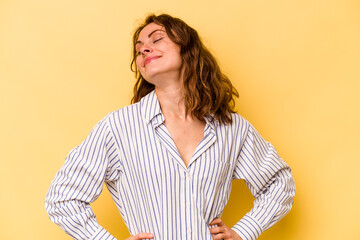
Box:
[194,159,231,218]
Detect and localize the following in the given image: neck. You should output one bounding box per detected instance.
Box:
[155,86,188,120]
[152,67,189,119]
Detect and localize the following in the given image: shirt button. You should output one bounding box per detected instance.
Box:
[186,202,191,207]
[187,229,192,234]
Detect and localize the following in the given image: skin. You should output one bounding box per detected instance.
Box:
[126,22,242,240]
[135,22,183,89]
[209,218,243,240]
[135,22,204,167]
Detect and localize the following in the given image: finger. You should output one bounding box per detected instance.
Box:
[209,217,222,225]
[212,232,227,240]
[215,230,233,240]
[210,217,225,226]
[134,232,154,239]
[209,226,225,234]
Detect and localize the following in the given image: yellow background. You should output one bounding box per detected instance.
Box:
[1,0,359,239]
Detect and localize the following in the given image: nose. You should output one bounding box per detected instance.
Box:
[139,44,152,55]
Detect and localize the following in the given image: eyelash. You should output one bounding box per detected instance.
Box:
[153,38,163,43]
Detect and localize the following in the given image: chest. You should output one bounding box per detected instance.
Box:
[163,119,206,167]
[115,113,240,178]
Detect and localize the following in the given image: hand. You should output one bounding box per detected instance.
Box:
[209,218,243,240]
[125,232,154,240]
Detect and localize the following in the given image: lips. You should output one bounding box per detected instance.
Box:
[144,56,161,66]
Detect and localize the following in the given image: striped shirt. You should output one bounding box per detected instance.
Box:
[45,90,295,240]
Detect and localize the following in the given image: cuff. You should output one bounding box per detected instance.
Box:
[231,214,263,240]
[91,226,117,240]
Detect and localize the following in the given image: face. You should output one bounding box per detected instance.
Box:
[135,22,183,85]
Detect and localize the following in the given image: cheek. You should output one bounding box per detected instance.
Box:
[135,58,146,78]
[175,52,183,67]
[173,47,182,65]
[135,57,143,69]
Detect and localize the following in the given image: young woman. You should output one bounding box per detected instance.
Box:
[45,14,295,240]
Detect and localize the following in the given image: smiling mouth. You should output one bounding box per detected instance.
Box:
[145,56,161,66]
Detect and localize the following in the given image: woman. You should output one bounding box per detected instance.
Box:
[45,14,295,240]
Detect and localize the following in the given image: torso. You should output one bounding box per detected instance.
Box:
[164,116,206,167]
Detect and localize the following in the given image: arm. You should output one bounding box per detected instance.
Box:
[231,123,296,240]
[45,117,119,240]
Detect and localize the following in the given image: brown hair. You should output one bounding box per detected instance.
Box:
[130,14,239,124]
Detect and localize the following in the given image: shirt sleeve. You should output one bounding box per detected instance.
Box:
[45,116,120,240]
[231,122,296,240]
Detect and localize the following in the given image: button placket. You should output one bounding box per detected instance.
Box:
[185,170,193,239]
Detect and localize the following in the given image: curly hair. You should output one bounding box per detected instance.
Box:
[130,14,239,124]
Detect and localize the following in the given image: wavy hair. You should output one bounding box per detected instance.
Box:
[130,14,239,124]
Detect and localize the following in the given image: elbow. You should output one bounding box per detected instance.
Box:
[44,192,60,223]
[281,167,296,213]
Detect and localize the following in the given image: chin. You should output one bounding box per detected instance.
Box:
[140,72,157,85]
[142,68,163,81]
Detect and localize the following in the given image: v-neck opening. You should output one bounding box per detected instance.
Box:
[154,121,216,170]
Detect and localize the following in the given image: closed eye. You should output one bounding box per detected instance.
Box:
[153,38,163,43]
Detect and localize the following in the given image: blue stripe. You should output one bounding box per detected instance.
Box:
[45,90,295,240]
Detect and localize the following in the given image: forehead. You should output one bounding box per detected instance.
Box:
[137,22,165,40]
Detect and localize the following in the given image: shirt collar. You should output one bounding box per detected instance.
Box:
[204,114,218,131]
[141,90,164,128]
[140,90,219,130]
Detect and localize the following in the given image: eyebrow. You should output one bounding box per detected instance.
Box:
[135,29,165,45]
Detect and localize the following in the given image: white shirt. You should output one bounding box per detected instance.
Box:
[45,90,295,240]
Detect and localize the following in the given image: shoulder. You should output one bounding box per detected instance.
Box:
[99,91,157,131]
[101,101,143,126]
[211,113,251,138]
[208,112,250,129]
[231,112,247,123]
[225,112,251,130]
